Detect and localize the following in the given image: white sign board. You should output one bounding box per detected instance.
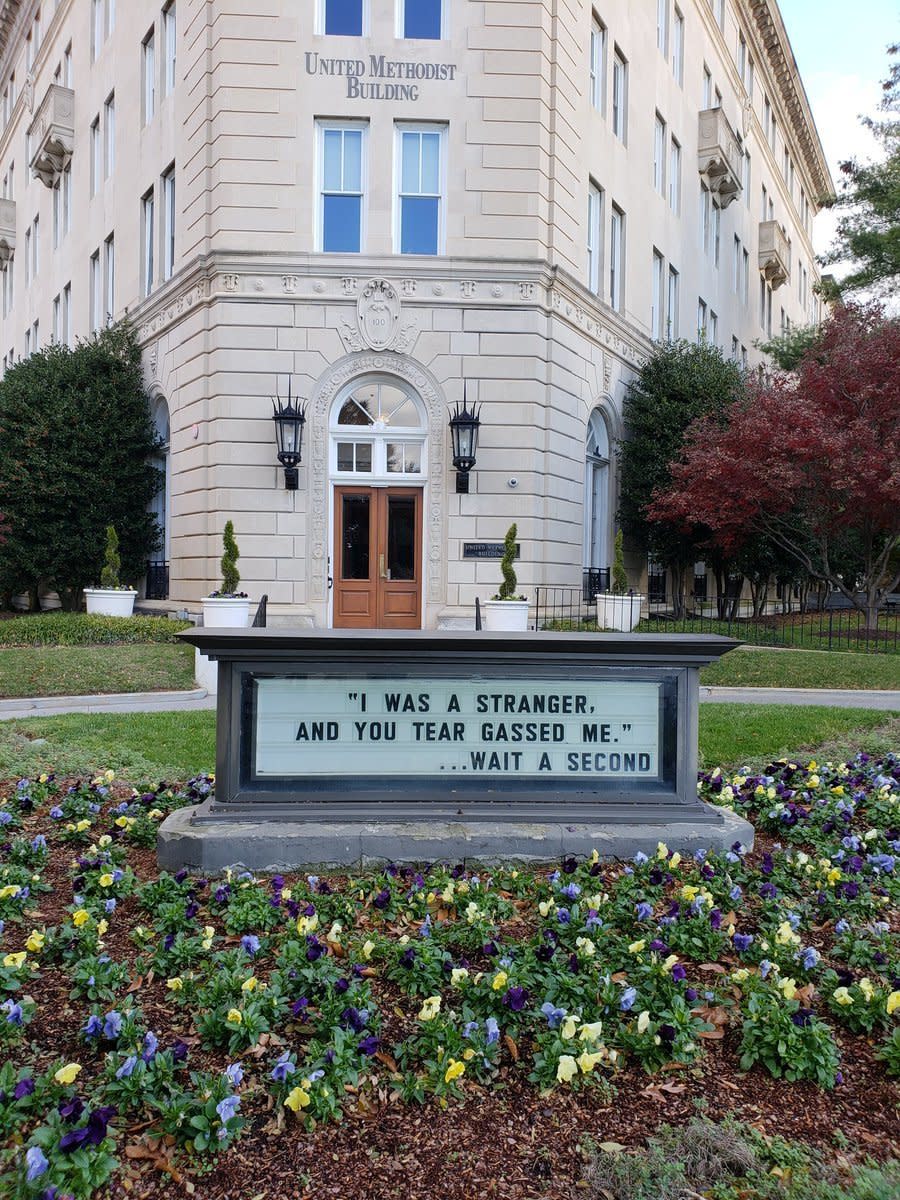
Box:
[253,677,660,780]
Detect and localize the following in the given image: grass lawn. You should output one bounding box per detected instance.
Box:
[699,647,900,690]
[0,705,897,785]
[0,643,196,699]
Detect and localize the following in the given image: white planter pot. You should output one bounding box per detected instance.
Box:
[198,596,252,695]
[201,596,251,629]
[596,593,644,632]
[481,599,530,631]
[84,588,137,617]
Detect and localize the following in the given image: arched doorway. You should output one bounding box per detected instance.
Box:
[147,394,170,600]
[583,409,611,595]
[329,374,427,628]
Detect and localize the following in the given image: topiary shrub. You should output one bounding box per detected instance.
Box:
[611,530,628,595]
[496,524,520,600]
[219,521,241,596]
[99,526,122,590]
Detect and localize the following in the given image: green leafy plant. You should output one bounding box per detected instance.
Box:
[738,990,840,1088]
[217,521,242,597]
[493,523,523,600]
[99,526,122,590]
[610,530,629,594]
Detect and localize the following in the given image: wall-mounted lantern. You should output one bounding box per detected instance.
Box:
[449,390,481,494]
[272,379,307,491]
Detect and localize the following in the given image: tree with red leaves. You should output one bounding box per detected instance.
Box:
[650,305,900,628]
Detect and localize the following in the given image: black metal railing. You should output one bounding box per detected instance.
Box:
[145,561,169,600]
[582,568,610,601]
[534,586,598,630]
[252,594,268,628]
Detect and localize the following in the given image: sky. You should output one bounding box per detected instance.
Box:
[776,0,898,260]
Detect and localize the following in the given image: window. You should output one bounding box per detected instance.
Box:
[733,235,741,293]
[763,96,771,140]
[142,29,156,124]
[611,50,627,141]
[731,334,739,360]
[738,31,747,84]
[668,137,681,212]
[709,309,719,346]
[672,7,684,84]
[91,0,103,61]
[747,55,754,101]
[52,294,61,343]
[700,183,711,254]
[609,203,624,311]
[653,114,666,195]
[104,234,115,322]
[759,277,772,335]
[587,180,603,294]
[90,249,101,331]
[31,215,38,280]
[104,94,115,177]
[162,164,175,280]
[324,0,363,36]
[402,0,441,39]
[319,122,365,252]
[770,113,777,154]
[332,377,425,479]
[163,3,176,95]
[1,256,12,318]
[52,179,61,246]
[761,182,768,222]
[666,265,679,339]
[63,42,72,87]
[714,0,724,29]
[657,0,668,56]
[742,248,749,304]
[584,410,610,573]
[63,283,72,347]
[697,297,708,342]
[62,164,71,236]
[107,0,115,36]
[396,124,445,255]
[589,15,606,112]
[711,201,720,267]
[90,116,100,196]
[651,249,664,340]
[741,344,748,369]
[702,66,712,109]
[743,147,751,205]
[142,188,155,297]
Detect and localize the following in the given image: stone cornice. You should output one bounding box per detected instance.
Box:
[741,0,834,202]
[0,2,23,78]
[132,252,650,371]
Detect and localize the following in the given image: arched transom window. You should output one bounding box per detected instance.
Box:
[583,409,610,571]
[330,375,427,480]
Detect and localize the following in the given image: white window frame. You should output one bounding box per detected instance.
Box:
[104,233,115,322]
[589,15,607,113]
[393,121,447,256]
[142,28,156,124]
[62,164,71,236]
[63,42,73,87]
[104,93,115,178]
[397,0,444,40]
[316,119,368,253]
[657,0,669,56]
[667,266,679,339]
[52,293,61,343]
[318,0,368,37]
[653,113,666,195]
[91,0,103,61]
[63,282,72,348]
[162,164,175,280]
[587,180,603,294]
[142,188,155,297]
[609,203,624,312]
[672,7,684,85]
[668,136,681,213]
[702,66,712,110]
[611,49,627,142]
[90,115,100,196]
[163,2,176,96]
[697,297,708,342]
[89,249,101,332]
[651,249,664,340]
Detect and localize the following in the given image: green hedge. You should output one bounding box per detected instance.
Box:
[0,612,192,646]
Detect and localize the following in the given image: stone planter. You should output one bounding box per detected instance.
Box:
[481,599,530,631]
[197,596,251,694]
[84,588,137,617]
[596,592,644,632]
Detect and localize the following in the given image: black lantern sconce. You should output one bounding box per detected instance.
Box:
[449,390,481,494]
[272,378,307,491]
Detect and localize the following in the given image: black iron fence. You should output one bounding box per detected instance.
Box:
[145,561,169,601]
[532,585,899,653]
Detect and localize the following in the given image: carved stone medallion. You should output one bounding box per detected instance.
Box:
[357,279,401,351]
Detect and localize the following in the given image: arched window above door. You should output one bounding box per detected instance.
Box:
[584,408,611,578]
[331,374,427,480]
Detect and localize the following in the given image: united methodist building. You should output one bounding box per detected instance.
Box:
[0,0,832,627]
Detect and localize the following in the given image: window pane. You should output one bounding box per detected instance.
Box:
[341,495,370,579]
[387,443,422,473]
[323,129,343,191]
[420,133,440,193]
[404,0,441,39]
[337,442,354,471]
[385,396,420,428]
[387,496,416,580]
[323,194,361,252]
[355,443,372,471]
[338,396,373,425]
[401,196,438,254]
[401,132,420,194]
[342,129,362,192]
[325,0,362,36]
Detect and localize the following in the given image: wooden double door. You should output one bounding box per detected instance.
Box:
[333,486,423,628]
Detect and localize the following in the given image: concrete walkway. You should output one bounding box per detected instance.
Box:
[0,686,896,722]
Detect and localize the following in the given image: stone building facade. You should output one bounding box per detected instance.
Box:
[0,0,832,626]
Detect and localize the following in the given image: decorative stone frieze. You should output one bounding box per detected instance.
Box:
[27,84,74,187]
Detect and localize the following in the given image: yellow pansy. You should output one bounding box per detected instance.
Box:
[575,937,595,957]
[776,922,800,947]
[97,919,108,937]
[628,939,646,954]
[362,939,375,961]
[637,1011,651,1034]
[578,1050,605,1074]
[148,809,165,820]
[0,885,21,900]
[831,786,845,796]
[556,1055,578,1084]
[226,1008,243,1024]
[662,955,679,972]
[282,888,292,900]
[25,930,45,953]
[54,1063,82,1086]
[201,926,215,951]
[97,834,112,847]
[114,816,130,829]
[832,987,853,1007]
[826,868,843,886]
[76,820,91,832]
[2,952,26,969]
[440,884,454,903]
[778,978,798,1000]
[444,1059,465,1084]
[166,977,183,991]
[680,884,699,902]
[538,900,555,917]
[296,915,318,935]
[578,1021,603,1041]
[418,996,441,1021]
[465,902,481,924]
[561,1015,578,1040]
[284,1085,310,1112]
[326,922,342,943]
[462,1048,476,1061]
[491,970,508,992]
[669,852,682,869]
[656,842,669,860]
[732,968,750,983]
[451,968,469,986]
[808,775,820,788]
[241,976,258,993]
[886,991,900,1016]
[859,978,874,1002]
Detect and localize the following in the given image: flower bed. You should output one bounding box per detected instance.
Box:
[0,756,897,1198]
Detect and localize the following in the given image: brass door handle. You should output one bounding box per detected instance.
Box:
[378,553,386,579]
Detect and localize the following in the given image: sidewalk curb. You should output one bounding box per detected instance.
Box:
[0,688,212,718]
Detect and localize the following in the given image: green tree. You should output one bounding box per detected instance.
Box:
[99,525,122,589]
[617,339,746,616]
[821,44,900,297]
[758,324,824,371]
[496,523,518,599]
[0,323,161,610]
